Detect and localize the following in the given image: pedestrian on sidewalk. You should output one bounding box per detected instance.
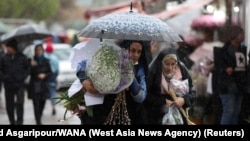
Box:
[27,43,52,125]
[0,39,30,125]
[44,43,59,115]
[217,25,247,125]
[144,47,196,125]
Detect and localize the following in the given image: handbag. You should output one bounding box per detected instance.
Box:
[34,81,42,93]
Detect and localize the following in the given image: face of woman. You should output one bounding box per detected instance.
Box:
[129,42,143,64]
[162,58,177,75]
[35,46,44,57]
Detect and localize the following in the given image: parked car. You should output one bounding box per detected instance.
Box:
[23,43,77,90]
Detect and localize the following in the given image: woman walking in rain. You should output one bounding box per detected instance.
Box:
[28,43,52,125]
[144,47,196,125]
[76,40,151,125]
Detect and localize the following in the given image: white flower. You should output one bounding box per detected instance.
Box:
[87,43,123,93]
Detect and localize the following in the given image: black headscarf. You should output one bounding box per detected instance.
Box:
[147,47,180,103]
[118,40,152,75]
[145,47,196,125]
[34,44,46,64]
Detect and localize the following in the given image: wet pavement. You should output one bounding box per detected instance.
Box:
[0,88,80,125]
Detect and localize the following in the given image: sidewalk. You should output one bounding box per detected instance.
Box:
[0,88,80,125]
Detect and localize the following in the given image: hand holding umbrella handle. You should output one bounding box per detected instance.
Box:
[168,88,195,125]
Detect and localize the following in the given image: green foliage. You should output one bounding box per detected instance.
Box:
[55,88,93,120]
[0,0,60,21]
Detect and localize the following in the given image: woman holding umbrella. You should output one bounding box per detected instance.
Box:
[77,40,151,125]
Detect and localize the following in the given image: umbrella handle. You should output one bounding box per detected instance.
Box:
[130,1,133,12]
[100,30,104,42]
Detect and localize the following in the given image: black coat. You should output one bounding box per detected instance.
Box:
[217,42,247,94]
[0,52,30,91]
[27,56,52,100]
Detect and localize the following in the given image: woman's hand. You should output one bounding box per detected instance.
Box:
[226,67,233,75]
[31,59,37,66]
[165,99,173,107]
[38,73,46,80]
[82,79,99,94]
[173,97,184,108]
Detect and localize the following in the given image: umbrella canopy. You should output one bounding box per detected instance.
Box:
[0,22,13,35]
[0,23,52,43]
[78,11,182,42]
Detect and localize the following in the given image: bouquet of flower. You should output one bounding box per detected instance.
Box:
[88,44,121,93]
[55,88,93,122]
[87,42,134,94]
[55,40,134,122]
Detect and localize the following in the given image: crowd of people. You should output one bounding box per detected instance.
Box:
[0,24,249,125]
[179,25,249,125]
[72,24,250,125]
[0,39,59,125]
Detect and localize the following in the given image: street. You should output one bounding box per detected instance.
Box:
[0,88,80,125]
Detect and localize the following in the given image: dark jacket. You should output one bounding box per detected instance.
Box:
[0,52,30,90]
[217,42,247,94]
[28,56,52,100]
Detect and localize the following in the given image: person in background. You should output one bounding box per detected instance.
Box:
[217,25,247,125]
[0,45,6,103]
[70,34,80,47]
[150,41,158,59]
[44,43,59,115]
[0,38,30,125]
[176,35,194,70]
[144,47,196,125]
[28,43,52,125]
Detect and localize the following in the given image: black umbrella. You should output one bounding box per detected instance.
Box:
[0,23,52,43]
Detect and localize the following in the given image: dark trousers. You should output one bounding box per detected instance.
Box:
[32,97,46,125]
[4,88,25,125]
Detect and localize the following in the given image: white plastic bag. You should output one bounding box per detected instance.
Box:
[162,105,184,125]
[170,79,189,97]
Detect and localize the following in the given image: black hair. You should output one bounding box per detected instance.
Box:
[6,38,18,51]
[228,25,244,41]
[118,39,152,77]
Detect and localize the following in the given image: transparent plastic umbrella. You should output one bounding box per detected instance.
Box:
[68,38,134,97]
[0,23,52,43]
[69,38,101,69]
[78,11,182,42]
